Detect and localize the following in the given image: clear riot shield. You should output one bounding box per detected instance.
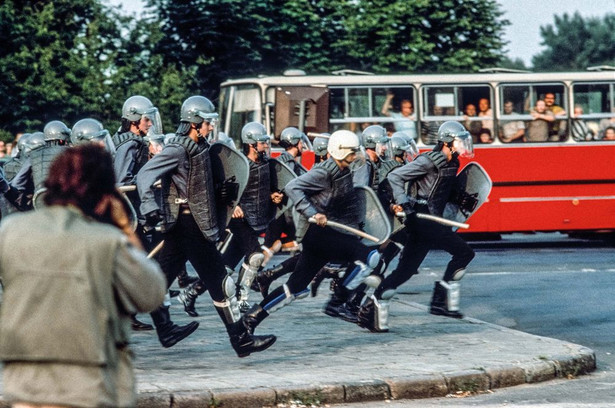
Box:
[210,142,250,229]
[443,162,492,226]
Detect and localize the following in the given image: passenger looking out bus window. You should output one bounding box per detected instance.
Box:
[544,92,566,141]
[570,105,596,142]
[599,108,615,138]
[421,105,445,145]
[462,103,481,143]
[602,126,615,141]
[525,100,555,142]
[499,100,525,143]
[478,128,493,144]
[478,98,493,133]
[381,92,417,140]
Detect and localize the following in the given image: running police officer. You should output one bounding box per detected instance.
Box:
[234,130,381,340]
[137,96,276,356]
[357,121,475,332]
[221,122,283,313]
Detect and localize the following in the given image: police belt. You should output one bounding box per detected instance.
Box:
[175,198,191,214]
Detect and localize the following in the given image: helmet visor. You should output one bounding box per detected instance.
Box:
[375,138,392,160]
[300,133,313,151]
[453,132,474,158]
[405,138,420,162]
[142,107,164,135]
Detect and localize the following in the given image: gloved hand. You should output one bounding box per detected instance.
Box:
[144,209,162,228]
[401,202,417,225]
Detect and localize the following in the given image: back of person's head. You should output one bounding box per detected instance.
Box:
[43,144,116,217]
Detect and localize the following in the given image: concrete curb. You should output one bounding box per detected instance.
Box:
[127,347,595,408]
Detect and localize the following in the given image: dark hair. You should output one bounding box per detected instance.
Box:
[43,144,117,218]
[120,118,135,134]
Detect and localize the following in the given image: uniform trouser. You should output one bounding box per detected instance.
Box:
[157,213,226,302]
[260,224,373,306]
[222,218,264,270]
[375,216,475,298]
[263,211,296,247]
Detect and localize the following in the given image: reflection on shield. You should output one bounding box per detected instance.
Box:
[119,191,139,231]
[271,158,297,218]
[210,142,250,229]
[294,185,391,245]
[32,188,47,210]
[349,185,391,245]
[443,162,492,226]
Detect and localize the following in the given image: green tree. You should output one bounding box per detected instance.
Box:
[0,0,126,135]
[532,12,615,71]
[340,0,509,73]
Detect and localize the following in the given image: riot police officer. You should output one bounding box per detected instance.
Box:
[357,121,475,333]
[71,118,116,153]
[235,130,381,340]
[6,121,71,211]
[352,125,389,188]
[221,122,283,312]
[137,96,276,356]
[333,133,420,323]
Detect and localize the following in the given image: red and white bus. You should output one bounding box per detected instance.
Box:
[218,68,615,237]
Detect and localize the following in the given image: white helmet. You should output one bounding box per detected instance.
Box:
[327,130,360,161]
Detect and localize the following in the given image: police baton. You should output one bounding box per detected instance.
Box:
[308,217,382,243]
[395,212,470,230]
[118,185,136,193]
[147,240,164,259]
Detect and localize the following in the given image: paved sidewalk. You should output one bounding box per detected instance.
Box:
[0,281,596,408]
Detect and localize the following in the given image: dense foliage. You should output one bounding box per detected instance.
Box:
[1,1,611,143]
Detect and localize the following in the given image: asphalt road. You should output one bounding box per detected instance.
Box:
[329,232,615,408]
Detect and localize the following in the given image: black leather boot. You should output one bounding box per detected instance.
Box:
[130,314,154,331]
[178,280,207,317]
[177,267,200,288]
[337,290,364,323]
[241,304,270,334]
[323,278,348,318]
[430,281,463,319]
[215,305,276,358]
[255,264,288,298]
[150,305,199,348]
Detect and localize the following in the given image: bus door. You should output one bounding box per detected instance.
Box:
[274,86,329,138]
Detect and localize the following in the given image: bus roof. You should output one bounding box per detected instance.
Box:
[221,71,615,88]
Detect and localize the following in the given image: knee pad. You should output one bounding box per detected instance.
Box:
[364,274,382,289]
[222,275,236,299]
[366,249,381,269]
[248,252,265,270]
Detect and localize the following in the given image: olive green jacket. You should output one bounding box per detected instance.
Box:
[0,206,166,407]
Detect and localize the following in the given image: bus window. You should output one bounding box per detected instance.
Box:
[421,85,492,145]
[329,86,411,133]
[380,87,417,139]
[220,85,262,144]
[498,83,567,143]
[572,82,615,140]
